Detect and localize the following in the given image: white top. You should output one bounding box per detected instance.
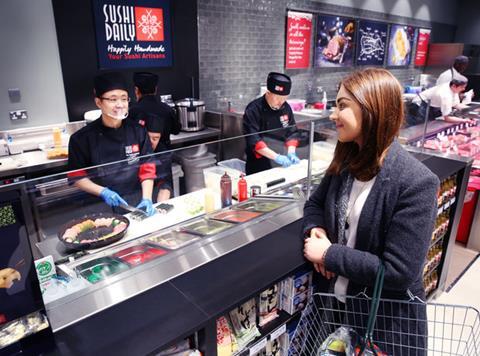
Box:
[436,67,460,86]
[335,176,377,302]
[412,83,460,118]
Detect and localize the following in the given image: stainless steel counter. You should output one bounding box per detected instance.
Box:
[0,127,220,179]
[45,198,303,332]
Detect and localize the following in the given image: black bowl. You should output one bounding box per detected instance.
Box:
[57,213,130,250]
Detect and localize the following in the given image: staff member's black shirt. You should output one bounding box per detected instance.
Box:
[67,118,156,199]
[243,95,299,174]
[129,95,181,150]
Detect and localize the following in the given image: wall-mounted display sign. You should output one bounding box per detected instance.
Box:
[285,11,313,69]
[93,0,172,69]
[414,28,431,67]
[387,24,416,67]
[356,20,388,66]
[314,14,355,68]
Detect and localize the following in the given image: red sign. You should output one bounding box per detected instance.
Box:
[285,11,313,69]
[414,28,431,67]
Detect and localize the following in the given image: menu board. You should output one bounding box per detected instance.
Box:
[314,14,356,68]
[356,20,388,66]
[285,11,313,69]
[415,28,431,67]
[387,24,416,66]
[92,0,173,69]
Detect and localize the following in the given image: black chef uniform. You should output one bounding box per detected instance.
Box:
[145,115,175,198]
[67,118,156,206]
[129,72,181,150]
[243,96,299,175]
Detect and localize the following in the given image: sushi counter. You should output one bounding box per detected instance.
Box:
[45,195,309,355]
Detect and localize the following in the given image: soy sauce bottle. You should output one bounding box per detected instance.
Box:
[220,172,232,207]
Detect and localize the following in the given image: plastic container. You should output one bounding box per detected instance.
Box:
[171,163,184,197]
[204,188,216,213]
[287,99,306,112]
[217,158,246,174]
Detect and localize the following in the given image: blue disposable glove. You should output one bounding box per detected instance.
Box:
[287,152,301,164]
[99,188,128,207]
[136,198,156,217]
[274,154,292,168]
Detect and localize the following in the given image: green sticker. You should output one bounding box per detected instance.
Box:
[37,261,52,276]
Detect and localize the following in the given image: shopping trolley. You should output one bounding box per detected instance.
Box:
[288,266,480,355]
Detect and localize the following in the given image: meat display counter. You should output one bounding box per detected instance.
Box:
[0,119,472,355]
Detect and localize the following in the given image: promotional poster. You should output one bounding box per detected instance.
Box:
[415,28,432,67]
[387,24,416,66]
[285,11,313,69]
[93,0,172,69]
[314,14,356,68]
[356,20,388,66]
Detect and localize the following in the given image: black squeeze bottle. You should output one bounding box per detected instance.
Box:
[220,171,232,207]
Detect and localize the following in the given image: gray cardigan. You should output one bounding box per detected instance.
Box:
[303,140,440,297]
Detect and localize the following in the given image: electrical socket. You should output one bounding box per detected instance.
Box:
[9,110,28,121]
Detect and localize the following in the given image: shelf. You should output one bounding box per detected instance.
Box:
[423,260,441,280]
[233,310,299,356]
[429,232,446,249]
[437,197,456,216]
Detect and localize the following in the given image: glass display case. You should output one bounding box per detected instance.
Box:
[0,114,472,355]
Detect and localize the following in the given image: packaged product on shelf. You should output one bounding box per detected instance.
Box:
[156,338,191,355]
[278,270,313,314]
[258,284,279,327]
[266,325,288,356]
[217,316,238,356]
[228,298,261,349]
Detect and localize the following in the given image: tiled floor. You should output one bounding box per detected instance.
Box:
[435,245,480,310]
[444,242,479,291]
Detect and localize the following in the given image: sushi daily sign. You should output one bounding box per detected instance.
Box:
[92,0,173,69]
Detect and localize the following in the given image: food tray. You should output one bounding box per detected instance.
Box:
[75,256,130,284]
[209,209,262,224]
[112,244,168,266]
[233,199,289,213]
[146,231,200,250]
[180,218,234,236]
[58,213,129,250]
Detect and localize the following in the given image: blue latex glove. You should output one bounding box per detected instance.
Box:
[136,198,156,217]
[99,188,128,207]
[274,154,292,168]
[287,152,301,164]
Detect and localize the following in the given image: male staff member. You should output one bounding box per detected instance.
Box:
[145,116,175,202]
[68,72,156,216]
[243,72,300,175]
[436,55,469,86]
[412,76,475,124]
[129,72,181,150]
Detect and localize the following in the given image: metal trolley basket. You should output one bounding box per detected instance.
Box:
[289,267,480,355]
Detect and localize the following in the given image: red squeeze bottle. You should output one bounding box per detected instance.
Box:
[238,174,247,202]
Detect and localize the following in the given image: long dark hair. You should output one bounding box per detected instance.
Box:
[327,68,404,181]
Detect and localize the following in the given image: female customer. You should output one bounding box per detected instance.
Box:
[303,68,439,355]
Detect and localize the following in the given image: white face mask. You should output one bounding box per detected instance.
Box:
[107,109,128,121]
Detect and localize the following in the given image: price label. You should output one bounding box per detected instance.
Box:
[437,207,443,216]
[270,323,287,341]
[249,337,267,355]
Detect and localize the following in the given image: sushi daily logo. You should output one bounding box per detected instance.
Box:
[280,114,289,127]
[102,4,164,42]
[36,261,52,277]
[125,144,140,164]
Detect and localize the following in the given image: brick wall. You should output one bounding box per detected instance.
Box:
[197,0,456,111]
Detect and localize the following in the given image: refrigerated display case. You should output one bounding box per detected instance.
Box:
[0,117,471,355]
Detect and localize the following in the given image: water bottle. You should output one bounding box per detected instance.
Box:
[322,91,328,112]
[220,172,232,207]
[237,174,247,202]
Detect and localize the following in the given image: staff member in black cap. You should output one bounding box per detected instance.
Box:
[129,72,181,150]
[243,72,300,175]
[68,72,156,216]
[145,116,174,202]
